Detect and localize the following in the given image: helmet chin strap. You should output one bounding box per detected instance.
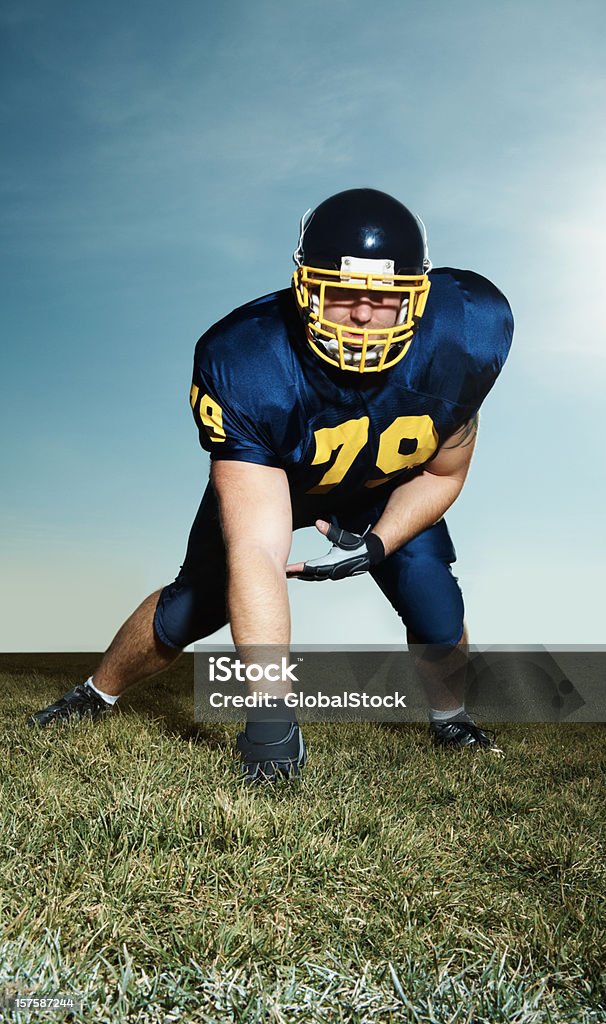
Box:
[396,297,409,324]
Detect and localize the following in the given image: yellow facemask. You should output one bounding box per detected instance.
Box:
[292,259,431,373]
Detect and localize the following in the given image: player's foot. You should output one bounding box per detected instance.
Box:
[27,682,115,728]
[236,723,307,784]
[430,712,502,752]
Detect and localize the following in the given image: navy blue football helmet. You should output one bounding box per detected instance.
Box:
[292,188,431,372]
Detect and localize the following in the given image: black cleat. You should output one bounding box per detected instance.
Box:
[236,723,307,784]
[430,713,502,753]
[27,683,114,729]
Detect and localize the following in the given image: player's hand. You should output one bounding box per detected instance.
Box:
[286,520,385,581]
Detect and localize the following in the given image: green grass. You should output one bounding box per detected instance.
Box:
[1,655,605,1023]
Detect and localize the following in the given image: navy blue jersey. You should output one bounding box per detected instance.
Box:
[190,268,513,519]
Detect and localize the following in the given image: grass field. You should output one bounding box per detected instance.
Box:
[1,654,605,1023]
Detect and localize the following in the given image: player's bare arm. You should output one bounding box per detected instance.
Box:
[439,413,479,450]
[286,416,479,577]
[211,460,292,649]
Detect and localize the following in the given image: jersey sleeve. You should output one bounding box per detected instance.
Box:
[431,269,514,425]
[464,280,514,418]
[189,363,282,467]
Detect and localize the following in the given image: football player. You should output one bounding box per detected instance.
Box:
[28,189,513,782]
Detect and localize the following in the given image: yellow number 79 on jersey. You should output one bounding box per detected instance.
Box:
[308,414,438,492]
[191,385,438,492]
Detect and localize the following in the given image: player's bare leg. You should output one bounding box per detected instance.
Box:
[407,625,499,750]
[91,589,181,697]
[27,589,182,726]
[407,624,469,713]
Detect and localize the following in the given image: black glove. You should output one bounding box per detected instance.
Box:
[290,523,385,581]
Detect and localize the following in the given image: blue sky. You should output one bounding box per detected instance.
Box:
[2,0,605,650]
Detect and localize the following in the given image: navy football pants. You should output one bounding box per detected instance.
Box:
[153,484,465,650]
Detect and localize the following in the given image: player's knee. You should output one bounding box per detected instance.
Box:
[408,625,464,651]
[153,586,188,649]
[407,633,463,660]
[402,555,464,648]
[153,576,227,649]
